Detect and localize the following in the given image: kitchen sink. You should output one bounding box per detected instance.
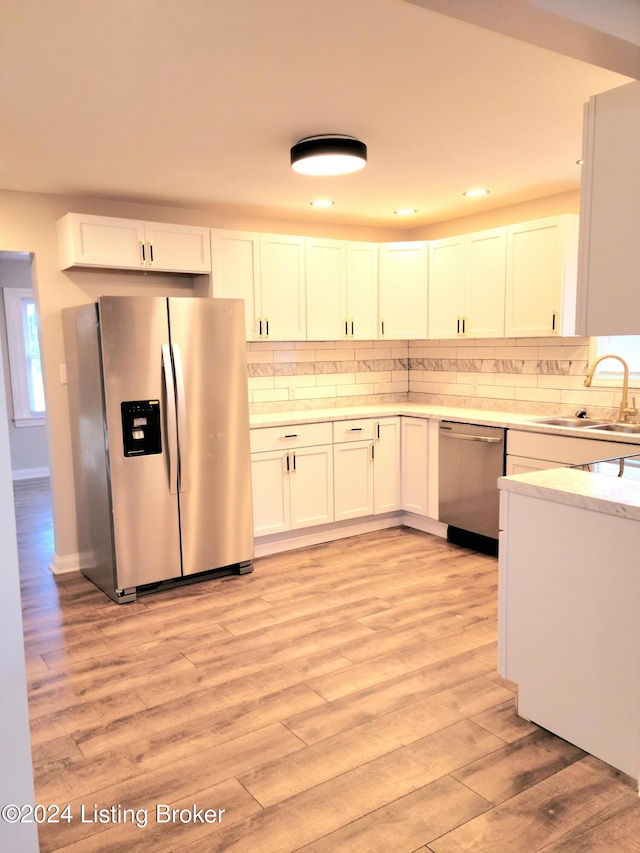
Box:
[585,422,640,434]
[530,417,607,428]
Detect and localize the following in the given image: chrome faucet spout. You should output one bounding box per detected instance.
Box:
[584,354,637,423]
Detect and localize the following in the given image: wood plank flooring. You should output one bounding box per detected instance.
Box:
[13,478,640,852]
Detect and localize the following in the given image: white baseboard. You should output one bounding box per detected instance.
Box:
[12,466,50,481]
[52,515,449,573]
[254,511,446,558]
[49,552,82,575]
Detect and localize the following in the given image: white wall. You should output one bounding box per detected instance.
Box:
[0,341,38,851]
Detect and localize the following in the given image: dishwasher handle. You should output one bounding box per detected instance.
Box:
[440,430,503,444]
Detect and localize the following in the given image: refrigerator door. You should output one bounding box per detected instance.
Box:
[98,296,181,589]
[168,297,254,575]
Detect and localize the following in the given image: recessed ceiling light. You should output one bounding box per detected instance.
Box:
[463,189,490,198]
[310,199,335,207]
[394,208,417,216]
[291,134,367,176]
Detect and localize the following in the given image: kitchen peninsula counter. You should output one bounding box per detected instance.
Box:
[498,455,640,782]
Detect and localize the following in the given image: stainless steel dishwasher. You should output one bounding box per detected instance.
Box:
[438,421,506,553]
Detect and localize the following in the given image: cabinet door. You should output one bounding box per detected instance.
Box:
[577,81,640,335]
[305,238,346,340]
[505,456,565,475]
[145,222,212,274]
[333,440,374,521]
[466,228,506,339]
[373,417,401,514]
[211,230,261,339]
[251,450,290,536]
[401,417,429,516]
[259,234,306,340]
[288,444,334,529]
[428,237,465,339]
[505,216,576,338]
[57,213,145,270]
[346,242,378,340]
[378,242,428,339]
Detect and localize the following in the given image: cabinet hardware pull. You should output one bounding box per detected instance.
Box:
[345,320,349,336]
[381,320,385,336]
[140,242,146,263]
[457,318,460,334]
[259,319,263,336]
[376,422,380,440]
[348,427,363,431]
[283,433,298,438]
[463,317,467,334]
[149,243,154,264]
[552,311,557,331]
[351,320,354,336]
[441,431,503,444]
[286,454,290,472]
[292,452,296,471]
[371,443,375,460]
[265,318,269,336]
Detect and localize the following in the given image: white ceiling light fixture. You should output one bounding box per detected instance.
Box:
[463,188,490,197]
[395,208,417,216]
[310,199,335,207]
[291,134,367,176]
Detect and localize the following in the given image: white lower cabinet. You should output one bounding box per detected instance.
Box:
[333,417,401,521]
[250,423,334,536]
[401,417,429,515]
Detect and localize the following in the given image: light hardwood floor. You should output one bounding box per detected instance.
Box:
[14,478,640,852]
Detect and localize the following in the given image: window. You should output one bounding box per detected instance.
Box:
[589,336,640,388]
[3,288,46,427]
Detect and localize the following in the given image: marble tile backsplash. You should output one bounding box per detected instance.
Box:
[247,336,622,420]
[247,340,409,413]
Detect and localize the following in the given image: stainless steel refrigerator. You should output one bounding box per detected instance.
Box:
[63,295,254,603]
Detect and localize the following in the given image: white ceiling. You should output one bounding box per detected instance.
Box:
[0,0,632,229]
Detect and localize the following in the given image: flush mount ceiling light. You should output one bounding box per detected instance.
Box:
[310,199,335,207]
[463,188,490,198]
[395,208,417,216]
[291,134,367,176]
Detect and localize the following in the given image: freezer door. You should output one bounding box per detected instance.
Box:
[98,296,181,588]
[168,297,254,575]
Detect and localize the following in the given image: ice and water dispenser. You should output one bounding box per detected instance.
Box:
[121,400,162,457]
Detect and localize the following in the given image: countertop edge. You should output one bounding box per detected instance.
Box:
[499,468,640,521]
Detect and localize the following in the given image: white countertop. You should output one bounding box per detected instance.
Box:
[499,466,640,522]
[250,403,640,447]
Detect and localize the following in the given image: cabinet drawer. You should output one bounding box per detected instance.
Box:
[250,422,332,453]
[333,419,375,443]
[508,430,635,464]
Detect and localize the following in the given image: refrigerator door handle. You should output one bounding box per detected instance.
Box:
[162,344,179,495]
[172,343,189,493]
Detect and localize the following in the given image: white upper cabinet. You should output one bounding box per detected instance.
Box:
[305,238,347,340]
[210,230,262,338]
[210,230,306,340]
[259,234,307,341]
[576,81,640,336]
[428,229,506,339]
[57,213,211,273]
[505,214,578,338]
[378,242,428,339]
[466,229,507,338]
[305,239,378,341]
[346,242,378,340]
[428,236,466,339]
